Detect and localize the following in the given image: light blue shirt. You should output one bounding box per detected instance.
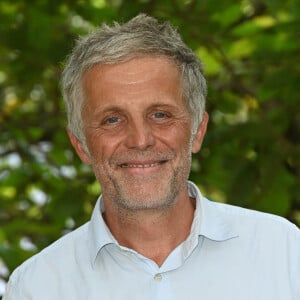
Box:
[4,181,300,300]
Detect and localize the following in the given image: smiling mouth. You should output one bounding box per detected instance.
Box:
[120,161,167,168]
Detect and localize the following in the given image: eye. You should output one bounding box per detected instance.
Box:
[153,112,168,119]
[104,116,120,124]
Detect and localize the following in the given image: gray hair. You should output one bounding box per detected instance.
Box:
[61,14,207,142]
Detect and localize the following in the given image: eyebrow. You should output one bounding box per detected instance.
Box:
[96,101,179,112]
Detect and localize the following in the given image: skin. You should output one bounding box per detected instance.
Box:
[68,56,208,265]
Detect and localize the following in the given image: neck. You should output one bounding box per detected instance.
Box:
[102,190,196,266]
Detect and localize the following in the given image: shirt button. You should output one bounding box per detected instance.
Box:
[154,273,162,282]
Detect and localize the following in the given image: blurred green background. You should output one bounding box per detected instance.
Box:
[0,0,300,293]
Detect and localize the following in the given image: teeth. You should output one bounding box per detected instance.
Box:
[121,162,160,168]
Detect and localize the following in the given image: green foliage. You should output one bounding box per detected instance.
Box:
[1,0,300,288]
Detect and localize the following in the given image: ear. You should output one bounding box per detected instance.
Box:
[192,112,209,153]
[67,129,92,165]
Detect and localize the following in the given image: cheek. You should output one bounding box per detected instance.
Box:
[161,125,192,149]
[156,119,190,136]
[86,136,123,168]
[84,136,106,163]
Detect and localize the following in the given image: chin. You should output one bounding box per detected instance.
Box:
[111,179,183,212]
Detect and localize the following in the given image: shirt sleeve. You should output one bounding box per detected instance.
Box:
[2,275,21,300]
[2,263,34,300]
[291,223,300,299]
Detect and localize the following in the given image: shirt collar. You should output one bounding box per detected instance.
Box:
[88,197,118,267]
[180,181,238,260]
[88,181,238,266]
[187,181,238,241]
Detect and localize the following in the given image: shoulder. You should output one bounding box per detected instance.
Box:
[203,198,300,279]
[7,222,90,292]
[191,180,299,236]
[207,198,300,238]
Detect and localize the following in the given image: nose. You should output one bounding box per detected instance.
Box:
[124,119,155,150]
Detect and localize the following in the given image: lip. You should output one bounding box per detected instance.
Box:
[118,160,168,174]
[120,160,167,168]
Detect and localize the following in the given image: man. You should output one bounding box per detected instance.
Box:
[4,14,300,300]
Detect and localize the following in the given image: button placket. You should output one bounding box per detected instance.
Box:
[154,273,162,282]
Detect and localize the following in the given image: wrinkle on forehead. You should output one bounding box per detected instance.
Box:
[84,56,181,86]
[82,57,183,113]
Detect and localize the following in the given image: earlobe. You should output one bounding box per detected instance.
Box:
[67,129,92,165]
[192,112,209,153]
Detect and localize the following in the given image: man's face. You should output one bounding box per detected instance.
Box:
[69,57,207,212]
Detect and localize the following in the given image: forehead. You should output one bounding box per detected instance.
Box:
[83,56,181,85]
[82,56,184,109]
